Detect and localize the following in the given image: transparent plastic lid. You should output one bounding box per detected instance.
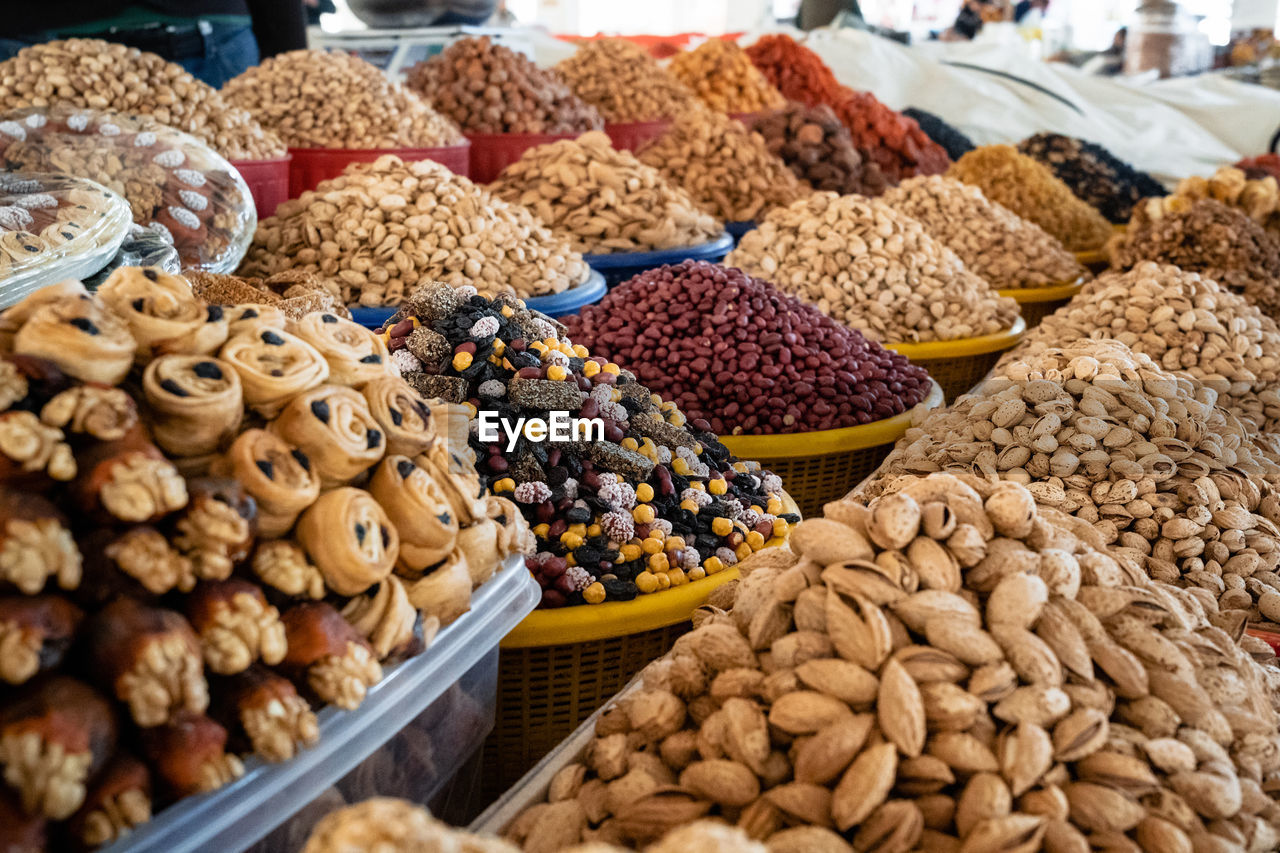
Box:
[0,106,257,273]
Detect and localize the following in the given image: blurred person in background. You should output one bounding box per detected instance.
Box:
[1013,0,1049,25]
[797,0,866,30]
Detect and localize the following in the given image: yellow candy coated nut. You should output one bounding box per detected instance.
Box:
[679,499,699,513]
[735,543,752,561]
[767,497,783,515]
[708,478,728,495]
[636,483,655,503]
[746,531,765,550]
[668,568,687,586]
[656,573,672,590]
[648,553,669,572]
[583,361,601,377]
[602,363,621,375]
[620,543,642,562]
[688,567,706,581]
[641,538,663,556]
[587,524,602,537]
[665,536,686,552]
[621,437,640,451]
[711,517,733,537]
[633,505,656,524]
[584,582,606,604]
[635,571,659,593]
[704,556,725,574]
[452,352,473,371]
[532,523,550,538]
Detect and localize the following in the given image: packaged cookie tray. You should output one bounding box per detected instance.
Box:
[101,559,538,853]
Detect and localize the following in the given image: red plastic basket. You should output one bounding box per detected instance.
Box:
[465,132,581,183]
[231,155,291,220]
[604,120,672,153]
[287,144,471,197]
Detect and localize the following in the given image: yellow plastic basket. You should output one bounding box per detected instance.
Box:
[998,278,1084,329]
[717,380,944,518]
[884,319,1026,401]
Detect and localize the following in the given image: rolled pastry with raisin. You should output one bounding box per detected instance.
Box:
[72,429,188,524]
[215,666,319,763]
[0,488,81,594]
[227,303,288,338]
[212,429,319,538]
[0,676,118,819]
[12,295,135,386]
[367,456,459,573]
[97,267,228,361]
[281,602,383,711]
[489,495,534,557]
[0,278,88,352]
[40,384,138,441]
[86,598,209,728]
[457,517,504,588]
[140,712,243,798]
[251,540,325,600]
[340,575,423,662]
[295,487,398,597]
[67,753,151,850]
[0,788,46,853]
[0,595,83,685]
[142,355,243,457]
[185,579,286,675]
[291,312,393,388]
[269,385,385,490]
[404,552,472,627]
[361,375,437,458]
[170,477,257,582]
[220,327,330,418]
[415,442,487,527]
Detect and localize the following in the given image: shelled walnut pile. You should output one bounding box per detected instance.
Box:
[0,269,529,850]
[1161,166,1280,235]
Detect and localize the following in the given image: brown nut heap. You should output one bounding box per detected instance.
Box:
[726,192,1020,343]
[0,39,285,160]
[406,37,602,135]
[637,112,809,224]
[750,102,890,197]
[496,472,1280,853]
[222,49,463,150]
[1163,166,1280,234]
[489,131,723,254]
[554,39,699,122]
[1112,198,1280,322]
[669,38,786,115]
[948,144,1113,252]
[883,175,1087,290]
[240,156,592,305]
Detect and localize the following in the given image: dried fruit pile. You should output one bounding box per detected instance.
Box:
[563,261,933,435]
[637,112,809,223]
[555,40,699,123]
[0,39,285,160]
[376,282,794,607]
[948,145,1113,253]
[498,472,1280,852]
[221,49,463,150]
[1018,133,1165,224]
[0,269,528,848]
[240,156,592,305]
[668,39,785,116]
[406,37,602,135]
[902,107,976,162]
[882,176,1086,290]
[488,132,723,254]
[745,34,950,182]
[725,192,1020,343]
[750,103,889,197]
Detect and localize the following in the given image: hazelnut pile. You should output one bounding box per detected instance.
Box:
[406,37,602,135]
[1018,133,1166,225]
[375,283,794,607]
[749,103,889,198]
[488,132,723,254]
[725,192,1020,344]
[497,472,1280,852]
[239,156,592,306]
[867,339,1280,631]
[668,39,786,116]
[948,145,1113,252]
[636,112,809,224]
[555,40,699,123]
[0,39,285,160]
[1111,198,1280,322]
[563,261,932,435]
[221,50,463,150]
[882,176,1087,290]
[1164,166,1280,235]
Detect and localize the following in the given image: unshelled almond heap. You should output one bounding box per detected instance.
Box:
[499,472,1280,853]
[488,131,723,254]
[867,339,1280,632]
[637,112,809,223]
[668,38,786,116]
[221,49,463,149]
[725,192,1020,343]
[555,39,700,123]
[240,156,592,305]
[882,176,1086,290]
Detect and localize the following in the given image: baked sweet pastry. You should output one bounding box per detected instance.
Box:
[212,429,320,538]
[0,279,90,351]
[294,488,398,597]
[415,442,486,527]
[403,552,472,626]
[290,312,393,388]
[340,575,421,661]
[97,267,228,361]
[219,328,330,418]
[367,455,459,573]
[141,355,243,457]
[12,295,135,385]
[269,385,385,490]
[360,375,436,458]
[226,304,288,338]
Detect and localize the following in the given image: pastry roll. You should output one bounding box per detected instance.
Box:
[456,518,502,587]
[269,385,385,490]
[291,312,393,388]
[489,495,534,557]
[404,552,472,627]
[0,278,88,353]
[67,753,152,849]
[220,328,330,418]
[97,267,228,361]
[0,676,118,820]
[367,456,459,573]
[295,488,398,597]
[340,575,423,662]
[142,355,243,457]
[415,442,487,527]
[184,579,286,675]
[212,429,320,538]
[86,598,209,728]
[361,375,437,458]
[0,595,83,685]
[281,602,383,711]
[227,303,288,338]
[171,478,257,582]
[140,712,243,798]
[12,295,135,386]
[72,429,188,524]
[215,666,319,763]
[0,488,81,594]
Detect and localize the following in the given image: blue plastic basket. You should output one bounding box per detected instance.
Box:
[584,231,734,287]
[726,221,756,242]
[348,305,398,331]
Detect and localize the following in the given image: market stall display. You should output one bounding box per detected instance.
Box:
[1237,153,1280,182]
[1163,165,1280,235]
[1017,133,1167,225]
[668,38,785,117]
[239,156,592,306]
[0,107,257,273]
[902,107,976,161]
[184,269,352,321]
[749,103,889,197]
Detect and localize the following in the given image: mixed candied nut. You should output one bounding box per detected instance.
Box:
[555,39,699,123]
[1018,133,1165,224]
[376,282,795,607]
[668,38,786,115]
[750,103,889,197]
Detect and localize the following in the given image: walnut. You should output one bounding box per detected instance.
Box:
[41,386,138,440]
[105,528,197,595]
[98,455,188,524]
[0,360,29,412]
[307,641,382,712]
[0,411,75,481]
[252,540,325,599]
[0,516,81,594]
[174,496,253,582]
